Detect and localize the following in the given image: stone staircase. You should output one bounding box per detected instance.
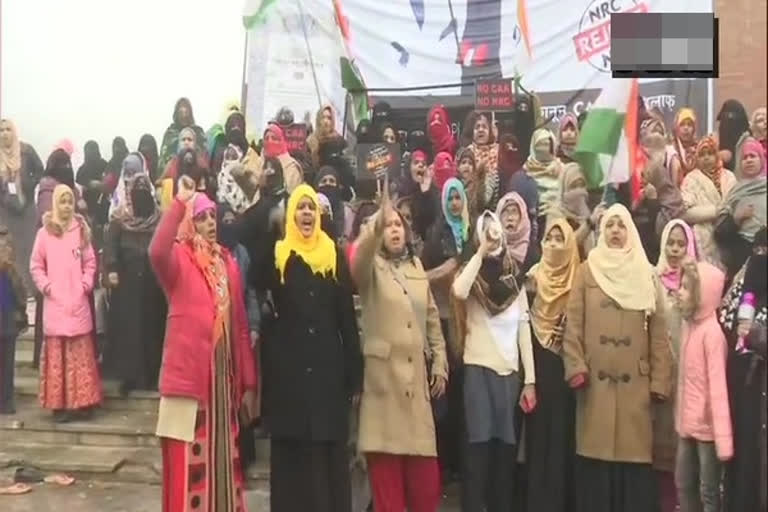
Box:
[0,330,270,488]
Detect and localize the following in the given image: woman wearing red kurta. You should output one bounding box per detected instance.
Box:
[149,175,258,512]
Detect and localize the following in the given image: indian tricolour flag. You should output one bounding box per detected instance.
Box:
[575,78,639,189]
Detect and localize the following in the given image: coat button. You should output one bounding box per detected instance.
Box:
[407,322,412,329]
[408,356,413,363]
[306,367,313,374]
[308,327,315,335]
[309,290,315,297]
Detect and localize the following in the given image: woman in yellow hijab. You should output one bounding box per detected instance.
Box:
[524,218,581,512]
[263,183,362,512]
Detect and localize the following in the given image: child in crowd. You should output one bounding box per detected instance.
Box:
[675,261,732,512]
[0,226,28,415]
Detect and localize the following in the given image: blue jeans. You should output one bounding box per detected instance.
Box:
[675,437,722,512]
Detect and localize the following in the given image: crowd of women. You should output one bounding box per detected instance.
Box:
[0,94,765,512]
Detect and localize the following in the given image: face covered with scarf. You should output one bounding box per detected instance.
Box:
[315,165,342,218]
[525,128,558,175]
[260,157,286,196]
[216,203,239,250]
[743,227,767,301]
[433,152,456,191]
[427,104,455,154]
[558,163,590,221]
[532,219,581,349]
[263,124,288,159]
[275,184,337,283]
[225,112,249,153]
[441,178,470,253]
[45,149,75,189]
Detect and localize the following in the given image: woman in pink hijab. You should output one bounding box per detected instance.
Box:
[654,218,698,512]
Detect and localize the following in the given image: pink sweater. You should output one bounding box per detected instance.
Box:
[675,262,733,460]
[29,216,96,337]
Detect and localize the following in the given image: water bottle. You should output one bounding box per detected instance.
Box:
[735,292,756,353]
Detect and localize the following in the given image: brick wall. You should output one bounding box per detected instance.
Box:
[715,0,767,120]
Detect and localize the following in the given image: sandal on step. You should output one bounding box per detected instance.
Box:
[43,474,75,486]
[0,483,33,495]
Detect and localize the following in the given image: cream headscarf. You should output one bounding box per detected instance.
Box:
[0,119,22,182]
[587,203,657,313]
[531,218,581,350]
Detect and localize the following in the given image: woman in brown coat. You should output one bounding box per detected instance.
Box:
[563,203,672,512]
[352,184,448,512]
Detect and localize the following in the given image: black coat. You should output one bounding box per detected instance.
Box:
[259,250,363,442]
[102,222,167,389]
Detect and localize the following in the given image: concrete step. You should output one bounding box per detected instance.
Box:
[0,442,156,475]
[14,375,160,413]
[0,400,159,448]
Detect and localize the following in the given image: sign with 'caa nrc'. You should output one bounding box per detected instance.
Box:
[475,79,515,111]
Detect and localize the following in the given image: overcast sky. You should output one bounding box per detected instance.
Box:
[1,0,246,167]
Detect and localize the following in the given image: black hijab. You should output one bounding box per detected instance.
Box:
[351,201,379,241]
[356,119,375,144]
[77,140,107,184]
[743,227,768,303]
[262,157,286,198]
[138,134,159,181]
[225,112,249,154]
[717,99,751,159]
[216,202,239,250]
[107,137,129,175]
[44,149,75,189]
[173,97,195,127]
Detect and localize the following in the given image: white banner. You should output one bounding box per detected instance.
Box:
[244,1,347,137]
[342,0,713,94]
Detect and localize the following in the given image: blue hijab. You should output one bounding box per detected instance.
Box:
[441,178,469,253]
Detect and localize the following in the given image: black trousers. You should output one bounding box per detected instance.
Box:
[0,334,17,413]
[462,439,517,512]
[270,439,351,512]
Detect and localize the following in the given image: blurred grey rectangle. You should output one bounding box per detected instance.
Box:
[686,38,713,66]
[610,38,636,66]
[661,38,688,65]
[633,38,662,65]
[612,13,661,39]
[661,12,713,39]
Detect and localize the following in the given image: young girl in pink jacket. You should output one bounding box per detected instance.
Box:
[30,184,101,422]
[675,261,732,512]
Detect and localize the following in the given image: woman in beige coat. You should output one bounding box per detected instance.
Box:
[352,184,448,512]
[563,203,672,512]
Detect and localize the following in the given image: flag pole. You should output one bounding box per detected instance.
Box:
[297,0,324,111]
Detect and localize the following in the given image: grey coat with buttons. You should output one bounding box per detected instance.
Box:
[563,263,672,464]
[352,217,448,457]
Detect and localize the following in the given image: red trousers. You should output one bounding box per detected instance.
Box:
[366,453,441,512]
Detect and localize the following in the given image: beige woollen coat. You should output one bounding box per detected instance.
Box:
[352,215,449,457]
[563,263,672,464]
